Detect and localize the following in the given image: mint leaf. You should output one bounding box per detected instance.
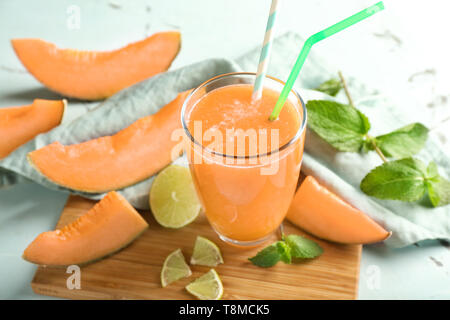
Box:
[426,161,439,178]
[276,241,292,264]
[370,123,428,158]
[249,235,324,267]
[285,235,323,259]
[313,78,342,97]
[427,178,450,207]
[248,242,282,267]
[306,100,370,152]
[360,158,428,201]
[425,162,450,207]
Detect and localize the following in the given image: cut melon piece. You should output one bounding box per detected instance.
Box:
[12,31,181,100]
[23,191,148,266]
[28,91,190,193]
[286,176,391,244]
[0,99,65,159]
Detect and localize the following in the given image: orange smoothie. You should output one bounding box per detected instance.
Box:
[183,74,306,245]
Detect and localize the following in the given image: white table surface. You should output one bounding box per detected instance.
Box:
[1,0,449,299]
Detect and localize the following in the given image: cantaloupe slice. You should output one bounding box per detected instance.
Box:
[12,31,181,100]
[23,191,148,266]
[286,176,391,244]
[0,99,65,159]
[28,91,190,193]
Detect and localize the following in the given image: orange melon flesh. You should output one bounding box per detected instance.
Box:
[23,191,148,266]
[286,176,391,244]
[12,31,181,100]
[28,91,190,193]
[0,99,65,159]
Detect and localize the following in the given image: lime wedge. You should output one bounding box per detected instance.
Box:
[150,165,201,228]
[190,236,224,267]
[161,249,192,287]
[185,269,224,300]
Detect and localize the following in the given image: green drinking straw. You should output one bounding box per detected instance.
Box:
[269,1,384,121]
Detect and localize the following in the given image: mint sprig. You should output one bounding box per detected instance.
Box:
[313,78,342,97]
[310,75,449,208]
[248,235,323,268]
[248,242,285,268]
[361,159,450,206]
[370,123,429,159]
[285,234,324,259]
[427,177,450,207]
[360,158,428,201]
[424,162,450,207]
[306,101,428,158]
[307,100,370,152]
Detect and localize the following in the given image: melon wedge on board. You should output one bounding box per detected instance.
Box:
[286,176,391,244]
[28,91,190,193]
[0,99,65,159]
[23,191,148,266]
[12,31,181,100]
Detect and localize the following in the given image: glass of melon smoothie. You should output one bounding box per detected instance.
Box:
[182,73,306,247]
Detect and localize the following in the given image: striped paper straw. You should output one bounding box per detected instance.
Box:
[252,0,280,102]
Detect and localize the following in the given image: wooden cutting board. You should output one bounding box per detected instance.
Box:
[31,195,362,300]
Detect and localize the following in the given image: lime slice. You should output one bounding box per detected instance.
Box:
[190,236,224,267]
[161,249,192,287]
[150,165,201,228]
[186,269,224,300]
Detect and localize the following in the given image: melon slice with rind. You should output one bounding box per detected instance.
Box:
[12,31,181,100]
[0,99,65,159]
[23,191,148,266]
[286,176,391,244]
[27,91,190,193]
